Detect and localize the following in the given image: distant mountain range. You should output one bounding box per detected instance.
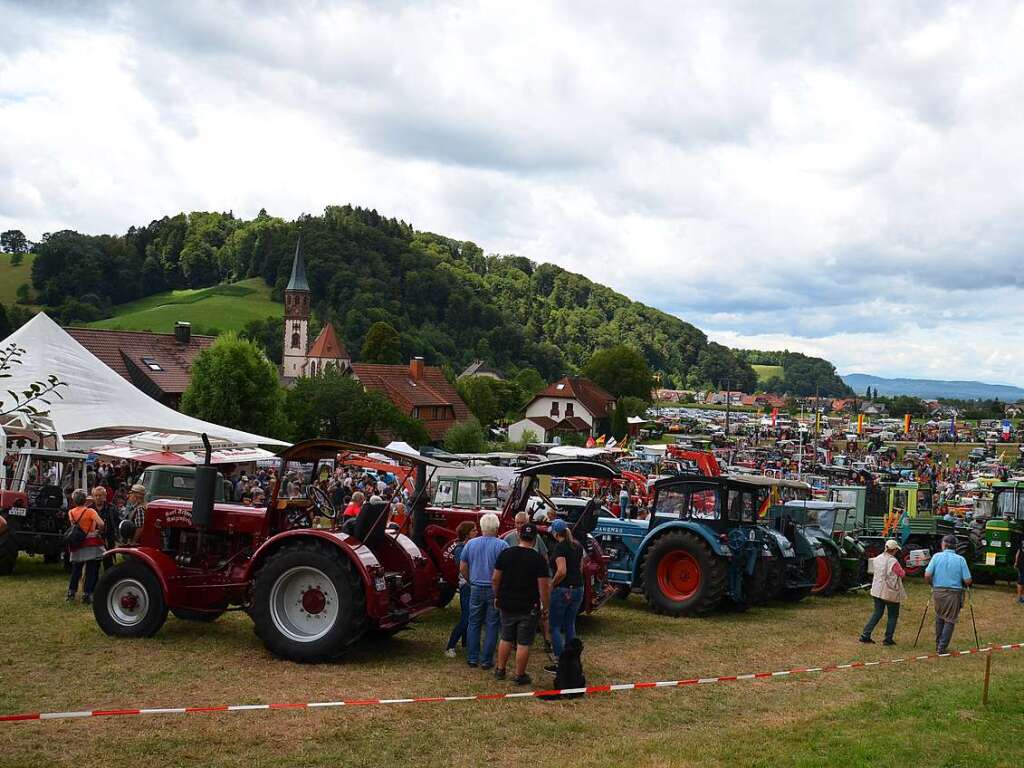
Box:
[842,373,1024,401]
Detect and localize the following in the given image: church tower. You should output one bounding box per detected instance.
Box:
[282,236,310,378]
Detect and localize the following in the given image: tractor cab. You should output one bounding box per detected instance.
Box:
[0,447,89,575]
[775,500,868,595]
[971,480,1024,583]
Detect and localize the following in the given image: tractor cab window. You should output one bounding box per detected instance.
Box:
[688,488,719,520]
[456,481,477,507]
[653,489,687,519]
[479,480,499,509]
[727,490,755,522]
[434,480,454,506]
[891,489,909,515]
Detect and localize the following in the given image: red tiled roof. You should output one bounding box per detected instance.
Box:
[307,323,348,360]
[535,376,616,418]
[350,361,472,440]
[66,327,215,398]
[522,415,592,433]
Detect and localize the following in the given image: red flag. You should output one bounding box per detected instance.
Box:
[585,436,596,448]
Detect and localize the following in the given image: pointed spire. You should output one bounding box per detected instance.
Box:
[286,234,310,292]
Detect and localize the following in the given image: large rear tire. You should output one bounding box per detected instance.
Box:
[811,551,842,597]
[93,560,168,638]
[640,531,726,616]
[0,532,17,576]
[251,540,367,663]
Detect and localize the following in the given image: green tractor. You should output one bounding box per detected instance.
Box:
[968,480,1024,584]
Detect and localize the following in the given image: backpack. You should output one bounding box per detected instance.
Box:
[63,508,88,548]
[540,638,586,700]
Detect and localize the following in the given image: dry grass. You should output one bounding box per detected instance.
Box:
[2,557,1024,767]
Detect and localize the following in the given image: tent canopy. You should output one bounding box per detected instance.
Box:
[2,313,288,447]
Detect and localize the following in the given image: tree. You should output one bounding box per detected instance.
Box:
[512,368,545,397]
[0,304,9,339]
[1,230,28,255]
[240,316,284,364]
[457,376,500,427]
[0,342,67,419]
[284,367,428,445]
[609,402,628,440]
[181,334,286,438]
[15,284,30,305]
[443,418,487,453]
[583,345,655,401]
[688,342,757,393]
[361,321,402,364]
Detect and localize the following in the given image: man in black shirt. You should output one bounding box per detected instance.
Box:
[492,522,550,685]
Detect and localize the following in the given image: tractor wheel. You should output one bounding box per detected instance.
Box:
[0,533,17,576]
[640,531,726,617]
[810,551,842,598]
[437,582,458,609]
[613,584,633,600]
[781,561,815,603]
[841,554,869,591]
[171,608,225,623]
[93,560,168,638]
[764,559,785,601]
[251,540,367,663]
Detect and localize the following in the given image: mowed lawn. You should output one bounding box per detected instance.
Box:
[0,253,35,306]
[87,277,281,335]
[2,558,1024,768]
[752,364,784,384]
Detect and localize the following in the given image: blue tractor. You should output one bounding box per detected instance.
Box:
[594,474,813,616]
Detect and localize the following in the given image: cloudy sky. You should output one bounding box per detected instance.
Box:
[3,1,1024,383]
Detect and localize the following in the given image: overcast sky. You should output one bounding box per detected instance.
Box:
[3,1,1024,383]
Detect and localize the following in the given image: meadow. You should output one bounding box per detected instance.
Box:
[2,557,1023,768]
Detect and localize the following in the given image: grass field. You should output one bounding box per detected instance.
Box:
[0,253,35,306]
[752,364,784,383]
[87,277,281,335]
[2,557,1023,768]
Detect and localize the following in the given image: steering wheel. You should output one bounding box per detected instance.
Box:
[308,484,338,521]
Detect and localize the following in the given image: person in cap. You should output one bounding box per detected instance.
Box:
[859,539,907,645]
[925,534,973,653]
[117,483,148,544]
[492,522,550,685]
[546,518,585,671]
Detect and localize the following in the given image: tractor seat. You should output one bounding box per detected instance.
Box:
[349,500,391,546]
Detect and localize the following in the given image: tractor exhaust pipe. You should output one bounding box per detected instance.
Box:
[191,433,216,529]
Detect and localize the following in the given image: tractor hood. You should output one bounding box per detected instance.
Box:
[594,516,649,538]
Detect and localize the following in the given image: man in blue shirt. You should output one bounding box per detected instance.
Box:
[460,513,508,669]
[924,535,973,653]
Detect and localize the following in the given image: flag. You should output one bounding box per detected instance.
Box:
[857,414,864,435]
[606,437,617,449]
[585,436,596,448]
[949,416,956,437]
[771,407,778,427]
[595,435,606,446]
[904,413,911,435]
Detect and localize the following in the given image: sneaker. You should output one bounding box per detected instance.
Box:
[512,673,532,686]
[882,639,896,646]
[494,667,506,680]
[467,661,478,668]
[858,636,875,644]
[66,593,75,603]
[480,663,493,671]
[82,594,92,605]
[544,663,558,674]
[444,648,456,658]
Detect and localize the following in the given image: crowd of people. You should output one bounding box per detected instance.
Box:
[452,511,585,686]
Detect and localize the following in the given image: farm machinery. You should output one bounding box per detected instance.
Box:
[93,438,473,662]
[0,447,88,575]
[961,479,1024,584]
[594,473,818,616]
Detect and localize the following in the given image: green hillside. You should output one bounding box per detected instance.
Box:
[88,277,281,335]
[753,364,783,383]
[0,253,35,305]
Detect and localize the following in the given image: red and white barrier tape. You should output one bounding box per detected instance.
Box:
[3,642,1021,724]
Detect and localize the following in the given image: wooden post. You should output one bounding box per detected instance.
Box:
[982,653,992,706]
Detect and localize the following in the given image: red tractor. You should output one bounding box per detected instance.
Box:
[93,438,464,662]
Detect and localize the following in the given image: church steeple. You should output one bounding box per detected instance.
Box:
[286,236,310,292]
[282,234,311,378]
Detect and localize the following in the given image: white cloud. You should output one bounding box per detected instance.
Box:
[2,0,1024,382]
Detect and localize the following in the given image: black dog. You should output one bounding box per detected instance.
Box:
[541,637,586,700]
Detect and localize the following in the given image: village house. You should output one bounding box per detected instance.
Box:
[457,360,504,380]
[66,322,213,410]
[507,376,616,444]
[707,390,745,406]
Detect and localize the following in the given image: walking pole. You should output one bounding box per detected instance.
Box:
[967,588,981,649]
[913,597,930,648]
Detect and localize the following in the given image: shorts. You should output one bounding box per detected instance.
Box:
[499,611,538,646]
[1017,566,1024,586]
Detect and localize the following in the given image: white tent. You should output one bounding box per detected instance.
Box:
[1,313,288,447]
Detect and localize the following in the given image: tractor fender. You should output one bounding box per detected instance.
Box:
[104,547,175,601]
[247,529,381,586]
[631,521,727,583]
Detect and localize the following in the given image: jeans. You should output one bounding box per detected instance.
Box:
[466,584,500,666]
[860,597,900,642]
[549,585,584,657]
[68,559,100,597]
[446,583,471,650]
[935,617,957,653]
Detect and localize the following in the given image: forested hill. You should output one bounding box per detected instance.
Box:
[18,206,762,388]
